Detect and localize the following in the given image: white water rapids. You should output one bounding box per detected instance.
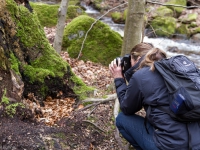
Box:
[83,3,200,68]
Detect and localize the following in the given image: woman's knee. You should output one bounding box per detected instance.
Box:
[116,112,130,128]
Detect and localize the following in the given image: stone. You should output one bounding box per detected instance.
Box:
[62,15,122,65]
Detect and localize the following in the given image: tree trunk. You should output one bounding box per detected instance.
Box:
[0,0,92,103]
[53,0,69,54]
[121,0,146,56]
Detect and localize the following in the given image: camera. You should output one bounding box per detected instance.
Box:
[116,54,131,74]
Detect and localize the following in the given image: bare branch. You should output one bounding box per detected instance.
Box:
[82,93,117,102]
[76,102,101,112]
[146,0,199,8]
[77,2,128,60]
[82,120,106,133]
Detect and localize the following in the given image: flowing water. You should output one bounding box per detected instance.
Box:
[82,3,200,68]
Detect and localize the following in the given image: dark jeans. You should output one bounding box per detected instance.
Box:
[116,113,159,150]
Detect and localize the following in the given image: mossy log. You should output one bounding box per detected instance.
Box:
[0,0,93,103]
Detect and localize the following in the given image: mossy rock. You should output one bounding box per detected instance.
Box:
[92,0,111,11]
[123,9,128,20]
[111,11,125,24]
[62,15,122,65]
[5,0,93,100]
[190,27,200,35]
[188,22,198,28]
[179,13,198,23]
[176,23,190,35]
[166,0,186,16]
[30,2,86,27]
[153,6,174,18]
[150,16,176,37]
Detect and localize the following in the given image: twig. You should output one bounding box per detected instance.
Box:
[146,0,200,8]
[87,103,99,117]
[82,94,117,102]
[82,120,106,133]
[77,2,128,60]
[76,102,101,112]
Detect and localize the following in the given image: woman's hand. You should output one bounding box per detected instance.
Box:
[109,58,123,79]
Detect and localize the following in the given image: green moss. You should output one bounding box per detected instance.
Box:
[62,15,122,66]
[191,27,200,35]
[30,3,86,27]
[155,6,174,17]
[111,12,122,21]
[23,65,55,83]
[5,103,24,117]
[188,22,198,28]
[1,90,24,117]
[166,0,186,15]
[180,13,198,23]
[9,52,20,75]
[176,24,190,35]
[6,0,68,83]
[70,74,94,100]
[6,0,94,100]
[67,5,86,20]
[1,90,9,105]
[123,9,128,20]
[150,16,176,37]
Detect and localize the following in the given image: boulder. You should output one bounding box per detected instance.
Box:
[150,16,176,37]
[62,15,123,65]
[30,3,86,27]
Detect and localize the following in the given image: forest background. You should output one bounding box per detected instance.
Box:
[0,0,200,149]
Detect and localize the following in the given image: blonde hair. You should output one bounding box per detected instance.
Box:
[139,48,167,71]
[130,42,154,60]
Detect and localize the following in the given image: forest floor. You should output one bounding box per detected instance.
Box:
[0,27,145,150]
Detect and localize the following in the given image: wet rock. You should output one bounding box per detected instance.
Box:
[167,46,180,53]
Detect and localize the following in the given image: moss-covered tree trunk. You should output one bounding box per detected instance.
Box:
[0,0,92,104]
[121,0,145,56]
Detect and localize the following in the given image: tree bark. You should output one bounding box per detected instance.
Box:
[121,0,146,56]
[0,0,91,103]
[53,0,69,54]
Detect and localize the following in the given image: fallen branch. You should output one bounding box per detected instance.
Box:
[76,102,101,112]
[82,94,117,102]
[82,120,106,133]
[87,103,99,117]
[146,0,199,8]
[76,95,116,112]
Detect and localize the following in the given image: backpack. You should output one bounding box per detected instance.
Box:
[154,55,200,122]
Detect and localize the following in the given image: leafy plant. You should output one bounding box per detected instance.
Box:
[1,90,25,117]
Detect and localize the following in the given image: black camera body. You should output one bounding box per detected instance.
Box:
[116,54,131,74]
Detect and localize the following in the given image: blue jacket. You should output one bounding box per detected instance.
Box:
[115,66,200,150]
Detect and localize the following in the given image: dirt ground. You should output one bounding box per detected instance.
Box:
[0,100,122,150]
[0,51,132,150]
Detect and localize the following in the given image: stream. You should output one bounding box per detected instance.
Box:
[82,3,200,68]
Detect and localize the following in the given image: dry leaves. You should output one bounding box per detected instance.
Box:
[23,52,115,126]
[23,94,75,126]
[61,52,115,96]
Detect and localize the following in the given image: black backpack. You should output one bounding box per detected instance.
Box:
[154,55,200,122]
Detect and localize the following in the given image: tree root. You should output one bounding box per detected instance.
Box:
[82,120,106,133]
